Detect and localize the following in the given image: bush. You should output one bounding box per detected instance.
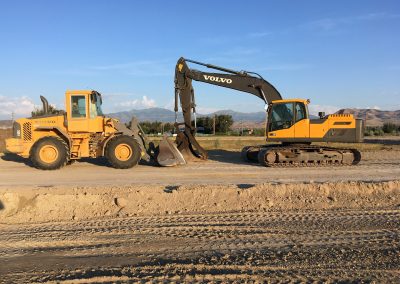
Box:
[374,128,385,136]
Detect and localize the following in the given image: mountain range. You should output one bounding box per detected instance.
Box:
[337,109,400,126]
[1,108,398,129]
[107,108,267,124]
[108,107,400,127]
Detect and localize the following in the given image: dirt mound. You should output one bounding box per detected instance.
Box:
[1,181,399,224]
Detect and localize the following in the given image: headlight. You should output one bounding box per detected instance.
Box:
[13,122,21,138]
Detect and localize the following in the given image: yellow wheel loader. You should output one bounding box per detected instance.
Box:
[167,57,363,167]
[5,90,183,170]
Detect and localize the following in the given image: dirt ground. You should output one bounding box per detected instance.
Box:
[0,147,399,282]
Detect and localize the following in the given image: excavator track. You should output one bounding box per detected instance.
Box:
[243,144,361,168]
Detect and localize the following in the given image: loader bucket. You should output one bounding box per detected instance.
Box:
[156,135,186,167]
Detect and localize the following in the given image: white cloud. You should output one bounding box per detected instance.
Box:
[368,106,381,110]
[248,31,273,38]
[305,12,400,31]
[0,95,36,118]
[307,104,340,116]
[115,96,156,109]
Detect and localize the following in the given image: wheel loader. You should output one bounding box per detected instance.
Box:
[5,90,183,170]
[166,57,363,167]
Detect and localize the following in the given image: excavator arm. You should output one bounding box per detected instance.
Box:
[170,57,282,162]
[175,57,282,104]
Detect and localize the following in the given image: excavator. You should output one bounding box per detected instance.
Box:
[162,57,363,167]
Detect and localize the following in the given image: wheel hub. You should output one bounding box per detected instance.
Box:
[39,145,59,163]
[115,143,133,161]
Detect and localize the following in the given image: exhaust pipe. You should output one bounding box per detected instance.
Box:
[40,96,49,114]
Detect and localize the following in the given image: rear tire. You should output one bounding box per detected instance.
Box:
[105,135,141,169]
[30,136,69,170]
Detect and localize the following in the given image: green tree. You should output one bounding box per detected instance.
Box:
[215,114,233,134]
[196,114,233,134]
[31,105,61,117]
[196,116,213,134]
[382,122,398,134]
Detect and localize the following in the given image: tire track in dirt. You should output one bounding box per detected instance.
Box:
[1,208,399,283]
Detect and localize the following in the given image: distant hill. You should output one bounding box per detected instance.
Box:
[212,110,266,122]
[107,108,267,123]
[107,108,177,123]
[0,120,12,129]
[336,109,400,126]
[3,108,397,129]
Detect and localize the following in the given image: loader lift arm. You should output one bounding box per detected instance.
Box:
[173,57,282,161]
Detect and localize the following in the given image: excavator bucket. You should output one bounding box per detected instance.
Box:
[175,131,208,162]
[156,135,186,167]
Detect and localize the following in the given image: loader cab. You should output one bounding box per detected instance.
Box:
[267,99,310,140]
[66,90,105,133]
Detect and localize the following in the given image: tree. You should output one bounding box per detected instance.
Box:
[196,114,233,134]
[136,121,175,135]
[196,116,213,133]
[31,105,61,117]
[382,122,398,134]
[215,114,233,134]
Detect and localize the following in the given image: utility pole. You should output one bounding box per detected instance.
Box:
[11,112,14,122]
[213,114,216,135]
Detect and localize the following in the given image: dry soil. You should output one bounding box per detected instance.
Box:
[0,148,399,282]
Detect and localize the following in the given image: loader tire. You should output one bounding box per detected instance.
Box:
[30,136,69,170]
[105,135,141,169]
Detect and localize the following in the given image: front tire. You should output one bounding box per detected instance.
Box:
[30,136,69,170]
[105,135,141,169]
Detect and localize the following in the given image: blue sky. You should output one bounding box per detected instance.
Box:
[0,0,399,119]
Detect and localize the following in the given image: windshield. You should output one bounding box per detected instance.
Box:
[269,102,294,131]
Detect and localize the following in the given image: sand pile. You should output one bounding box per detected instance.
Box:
[0,180,399,224]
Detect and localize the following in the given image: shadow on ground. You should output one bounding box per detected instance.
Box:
[78,157,157,168]
[364,138,400,145]
[1,153,33,167]
[207,149,260,166]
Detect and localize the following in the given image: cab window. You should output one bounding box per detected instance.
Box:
[295,102,307,122]
[269,103,294,131]
[71,95,86,118]
[89,93,104,118]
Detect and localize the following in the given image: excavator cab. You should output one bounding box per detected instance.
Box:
[266,99,310,141]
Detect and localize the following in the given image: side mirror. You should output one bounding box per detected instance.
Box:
[318,112,325,119]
